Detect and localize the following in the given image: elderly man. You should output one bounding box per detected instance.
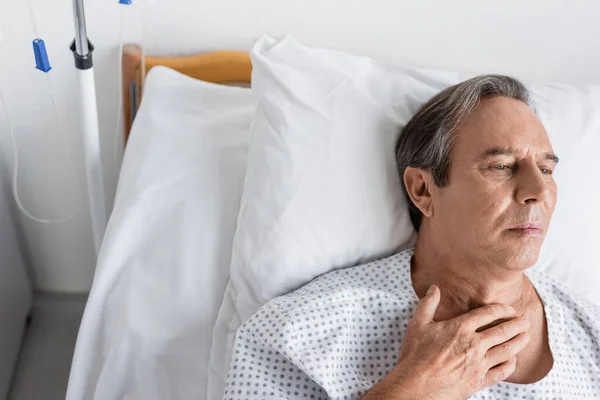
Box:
[224,75,600,399]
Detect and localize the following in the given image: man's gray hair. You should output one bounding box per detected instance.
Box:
[395,74,533,231]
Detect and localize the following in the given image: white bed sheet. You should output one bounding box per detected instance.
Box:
[66,67,254,400]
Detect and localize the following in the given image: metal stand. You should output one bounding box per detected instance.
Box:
[71,0,106,256]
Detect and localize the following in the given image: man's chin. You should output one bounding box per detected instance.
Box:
[500,243,542,271]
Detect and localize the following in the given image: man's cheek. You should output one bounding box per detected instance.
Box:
[469,195,506,234]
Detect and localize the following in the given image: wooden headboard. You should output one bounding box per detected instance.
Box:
[121,44,252,142]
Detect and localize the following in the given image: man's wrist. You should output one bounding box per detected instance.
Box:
[362,363,428,400]
[388,364,428,399]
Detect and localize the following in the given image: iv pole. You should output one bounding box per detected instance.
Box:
[71,0,107,257]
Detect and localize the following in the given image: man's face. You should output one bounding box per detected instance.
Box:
[430,97,558,270]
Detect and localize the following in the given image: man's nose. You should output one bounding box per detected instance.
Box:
[515,164,552,205]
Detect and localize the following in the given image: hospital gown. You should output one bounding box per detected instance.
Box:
[224,248,600,399]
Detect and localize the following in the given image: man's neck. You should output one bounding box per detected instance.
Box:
[410,240,534,321]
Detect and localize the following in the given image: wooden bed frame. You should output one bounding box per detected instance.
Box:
[121,44,252,142]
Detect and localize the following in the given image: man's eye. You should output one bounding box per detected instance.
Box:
[541,168,553,175]
[492,165,511,171]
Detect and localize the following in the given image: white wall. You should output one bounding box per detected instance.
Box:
[0,0,599,292]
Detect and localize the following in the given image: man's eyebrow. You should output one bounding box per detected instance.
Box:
[479,147,559,164]
[480,147,516,158]
[544,152,560,164]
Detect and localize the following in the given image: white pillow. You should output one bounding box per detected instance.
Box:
[67,66,256,400]
[231,36,600,314]
[209,35,600,399]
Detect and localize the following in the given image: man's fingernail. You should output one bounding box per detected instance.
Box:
[427,285,436,295]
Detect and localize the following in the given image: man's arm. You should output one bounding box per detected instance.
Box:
[224,304,328,400]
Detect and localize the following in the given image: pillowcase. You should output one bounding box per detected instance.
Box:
[67,66,256,400]
[209,35,600,399]
[231,36,600,316]
[230,36,429,322]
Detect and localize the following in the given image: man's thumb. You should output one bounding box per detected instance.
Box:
[413,285,440,325]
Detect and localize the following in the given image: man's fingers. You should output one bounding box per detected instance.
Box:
[484,332,530,369]
[478,317,529,350]
[412,285,440,326]
[456,304,516,331]
[483,356,517,387]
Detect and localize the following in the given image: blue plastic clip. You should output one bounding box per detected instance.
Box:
[33,39,51,72]
[118,0,132,4]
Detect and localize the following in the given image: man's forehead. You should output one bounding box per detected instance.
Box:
[454,97,554,157]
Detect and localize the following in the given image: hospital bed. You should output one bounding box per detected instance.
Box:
[66,35,600,400]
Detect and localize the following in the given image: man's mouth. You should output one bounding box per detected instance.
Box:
[506,222,543,235]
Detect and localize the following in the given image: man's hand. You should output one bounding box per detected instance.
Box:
[363,285,530,400]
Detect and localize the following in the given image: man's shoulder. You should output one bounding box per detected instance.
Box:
[273,248,416,314]
[233,250,417,399]
[527,269,600,328]
[241,248,417,335]
[527,269,598,307]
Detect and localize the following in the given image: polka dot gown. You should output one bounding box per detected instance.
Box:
[224,249,600,399]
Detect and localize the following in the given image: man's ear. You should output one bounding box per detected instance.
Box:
[404,167,434,217]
